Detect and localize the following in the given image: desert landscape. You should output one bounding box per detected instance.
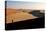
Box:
[5,1,45,30]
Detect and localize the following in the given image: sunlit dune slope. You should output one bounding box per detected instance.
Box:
[6,8,38,24]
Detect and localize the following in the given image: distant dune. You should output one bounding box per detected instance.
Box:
[6,8,38,24]
[6,8,16,16]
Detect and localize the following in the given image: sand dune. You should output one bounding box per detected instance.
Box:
[6,8,16,15]
[6,8,38,24]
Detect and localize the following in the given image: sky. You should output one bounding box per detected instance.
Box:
[7,1,44,10]
[6,0,46,2]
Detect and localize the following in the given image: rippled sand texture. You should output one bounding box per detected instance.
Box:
[6,8,38,24]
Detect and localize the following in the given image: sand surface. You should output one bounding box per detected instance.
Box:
[6,8,38,24]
